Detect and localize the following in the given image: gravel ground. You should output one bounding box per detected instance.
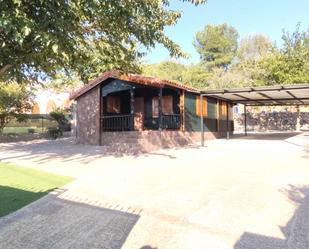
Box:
[0,132,308,249]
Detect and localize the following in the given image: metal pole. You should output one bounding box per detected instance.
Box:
[200,95,204,146]
[296,105,301,132]
[226,102,229,140]
[244,104,247,136]
[74,102,77,139]
[41,116,44,133]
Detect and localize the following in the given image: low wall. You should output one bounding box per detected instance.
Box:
[0,133,45,143]
[234,112,309,132]
[101,130,221,153]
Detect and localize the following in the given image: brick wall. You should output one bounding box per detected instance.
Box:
[76,85,101,145]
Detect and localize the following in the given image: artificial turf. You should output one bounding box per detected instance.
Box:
[0,162,72,217]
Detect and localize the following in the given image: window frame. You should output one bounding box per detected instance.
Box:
[196,96,208,117]
[152,95,174,118]
[107,95,121,114]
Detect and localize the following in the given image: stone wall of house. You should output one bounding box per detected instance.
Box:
[234,111,309,132]
[101,130,219,153]
[76,85,101,145]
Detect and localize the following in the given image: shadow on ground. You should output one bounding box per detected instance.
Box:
[0,137,201,164]
[231,132,302,141]
[234,185,309,249]
[1,132,307,164]
[0,190,139,249]
[0,185,57,217]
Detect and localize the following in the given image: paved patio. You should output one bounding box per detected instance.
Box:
[0,132,309,249]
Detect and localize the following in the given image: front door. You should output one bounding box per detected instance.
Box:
[134,97,144,131]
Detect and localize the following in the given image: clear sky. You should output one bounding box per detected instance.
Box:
[144,0,309,64]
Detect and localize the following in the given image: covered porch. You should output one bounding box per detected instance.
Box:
[101,79,184,132]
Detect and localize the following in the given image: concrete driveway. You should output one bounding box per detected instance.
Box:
[0,132,309,249]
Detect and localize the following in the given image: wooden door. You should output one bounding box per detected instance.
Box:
[134,97,144,131]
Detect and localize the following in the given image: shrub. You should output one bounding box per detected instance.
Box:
[49,108,71,132]
[47,127,63,139]
[28,128,35,134]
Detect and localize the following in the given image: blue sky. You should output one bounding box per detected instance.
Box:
[144,0,309,64]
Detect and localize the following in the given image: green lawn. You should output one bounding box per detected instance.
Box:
[3,127,44,134]
[0,162,72,217]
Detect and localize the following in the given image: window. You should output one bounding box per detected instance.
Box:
[107,95,120,113]
[196,96,207,117]
[152,97,159,117]
[221,100,227,117]
[162,95,173,115]
[152,95,173,117]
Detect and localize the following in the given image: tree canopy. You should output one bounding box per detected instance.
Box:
[0,0,206,84]
[142,61,209,89]
[237,34,274,61]
[144,24,309,90]
[0,82,33,133]
[194,23,238,70]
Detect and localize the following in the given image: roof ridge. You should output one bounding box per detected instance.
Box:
[70,70,199,100]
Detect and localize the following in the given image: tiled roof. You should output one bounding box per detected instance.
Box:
[70,70,199,100]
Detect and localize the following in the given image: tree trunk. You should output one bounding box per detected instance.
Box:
[0,115,10,134]
[0,64,12,78]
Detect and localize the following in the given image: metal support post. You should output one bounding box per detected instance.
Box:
[244,104,247,136]
[226,102,229,140]
[200,95,204,146]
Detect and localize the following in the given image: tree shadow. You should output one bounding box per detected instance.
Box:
[0,136,203,165]
[0,185,60,217]
[0,186,140,249]
[231,132,302,141]
[302,149,309,160]
[234,185,309,249]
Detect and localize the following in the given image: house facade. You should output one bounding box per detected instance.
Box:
[70,70,233,150]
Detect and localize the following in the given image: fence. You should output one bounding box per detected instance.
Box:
[3,114,59,135]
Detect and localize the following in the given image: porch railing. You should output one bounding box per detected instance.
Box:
[161,114,181,130]
[102,115,133,131]
[102,114,181,131]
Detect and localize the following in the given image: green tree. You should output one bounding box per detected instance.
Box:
[0,0,206,84]
[142,61,210,89]
[143,61,187,82]
[0,82,34,133]
[182,64,210,89]
[253,25,309,84]
[207,67,254,89]
[234,34,277,86]
[194,23,239,70]
[237,34,274,61]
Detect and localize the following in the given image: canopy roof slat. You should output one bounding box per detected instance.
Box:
[202,84,309,106]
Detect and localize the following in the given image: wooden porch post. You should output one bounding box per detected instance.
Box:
[130,87,135,131]
[180,90,185,131]
[158,87,163,130]
[99,86,103,145]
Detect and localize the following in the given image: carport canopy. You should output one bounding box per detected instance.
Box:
[202,84,309,106]
[199,84,309,146]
